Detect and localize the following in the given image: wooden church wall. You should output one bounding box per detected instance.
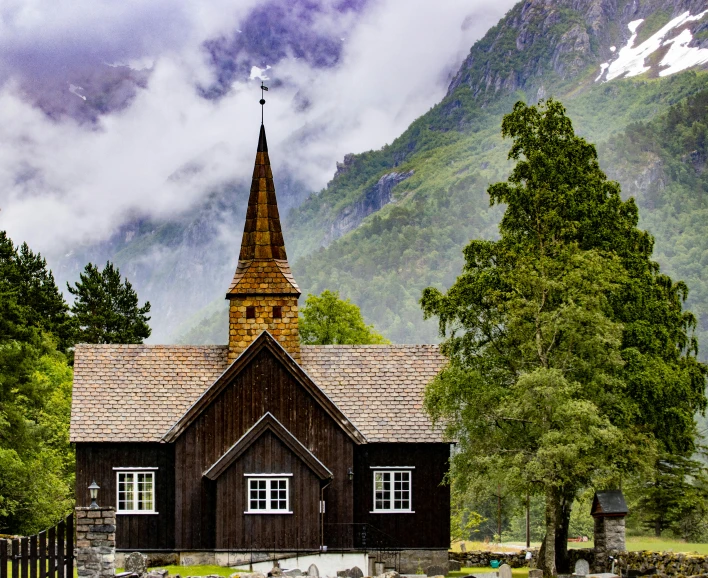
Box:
[353,443,451,549]
[215,430,321,550]
[174,347,355,550]
[75,443,175,551]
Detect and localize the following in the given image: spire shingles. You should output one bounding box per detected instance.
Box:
[226,124,300,297]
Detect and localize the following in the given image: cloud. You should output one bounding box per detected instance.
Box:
[0,0,517,260]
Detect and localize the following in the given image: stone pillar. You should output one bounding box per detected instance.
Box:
[594,516,625,571]
[76,507,116,578]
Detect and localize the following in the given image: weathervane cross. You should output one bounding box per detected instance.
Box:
[260,81,268,124]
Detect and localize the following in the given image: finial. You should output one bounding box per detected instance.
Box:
[260,81,269,125]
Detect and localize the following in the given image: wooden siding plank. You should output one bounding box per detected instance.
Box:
[37,533,45,578]
[11,540,18,578]
[19,539,27,578]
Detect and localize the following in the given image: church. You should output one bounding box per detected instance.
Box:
[70,120,451,575]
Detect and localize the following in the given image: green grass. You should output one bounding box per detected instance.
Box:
[116,566,242,577]
[448,567,528,578]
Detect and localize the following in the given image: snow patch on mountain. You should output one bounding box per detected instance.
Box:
[596,10,708,82]
[69,84,87,101]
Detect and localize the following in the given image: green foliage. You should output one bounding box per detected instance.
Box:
[0,233,75,534]
[421,99,705,575]
[299,290,389,345]
[0,232,73,351]
[628,453,708,541]
[67,262,151,344]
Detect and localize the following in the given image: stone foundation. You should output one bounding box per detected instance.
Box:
[397,550,449,575]
[76,507,116,578]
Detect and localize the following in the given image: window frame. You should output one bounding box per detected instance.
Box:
[371,468,414,514]
[115,469,158,515]
[244,475,293,514]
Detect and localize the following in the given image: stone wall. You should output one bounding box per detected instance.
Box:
[449,550,536,569]
[228,294,300,362]
[76,507,116,578]
[609,551,708,577]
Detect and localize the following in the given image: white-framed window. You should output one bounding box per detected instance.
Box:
[116,470,156,514]
[245,476,292,514]
[372,470,413,513]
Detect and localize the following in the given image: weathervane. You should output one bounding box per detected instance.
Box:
[260,81,268,124]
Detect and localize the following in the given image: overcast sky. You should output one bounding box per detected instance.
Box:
[0,0,518,259]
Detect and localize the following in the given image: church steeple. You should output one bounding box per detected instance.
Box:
[226,123,301,363]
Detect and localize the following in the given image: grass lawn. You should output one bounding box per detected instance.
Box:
[115,566,241,577]
[448,567,528,578]
[454,537,708,555]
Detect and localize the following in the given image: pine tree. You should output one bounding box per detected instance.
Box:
[67,262,151,344]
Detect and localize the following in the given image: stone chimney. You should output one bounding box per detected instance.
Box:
[226,124,301,363]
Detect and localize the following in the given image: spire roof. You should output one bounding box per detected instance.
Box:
[226,124,300,297]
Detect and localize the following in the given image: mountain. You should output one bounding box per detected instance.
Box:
[282,0,708,346]
[61,0,708,351]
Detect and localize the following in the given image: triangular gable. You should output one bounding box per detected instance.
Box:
[162,331,365,444]
[203,412,333,481]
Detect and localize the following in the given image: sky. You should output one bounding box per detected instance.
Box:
[0,0,518,260]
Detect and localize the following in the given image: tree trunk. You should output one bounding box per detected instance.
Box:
[538,487,575,577]
[554,490,573,574]
[542,488,558,577]
[654,520,662,538]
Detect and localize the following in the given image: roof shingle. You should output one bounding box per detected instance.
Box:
[70,343,447,444]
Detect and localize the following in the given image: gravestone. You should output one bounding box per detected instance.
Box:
[307,565,319,578]
[285,571,303,577]
[498,564,512,578]
[460,542,467,553]
[574,560,590,576]
[426,566,445,577]
[449,561,461,572]
[349,568,364,578]
[124,553,148,578]
[529,570,543,578]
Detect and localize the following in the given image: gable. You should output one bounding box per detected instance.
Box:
[204,412,332,481]
[162,331,364,445]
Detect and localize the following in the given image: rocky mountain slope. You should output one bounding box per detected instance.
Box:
[64,0,708,349]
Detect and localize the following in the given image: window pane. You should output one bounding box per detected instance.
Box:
[118,473,134,511]
[137,473,154,511]
[374,472,391,510]
[270,479,288,510]
[250,479,267,510]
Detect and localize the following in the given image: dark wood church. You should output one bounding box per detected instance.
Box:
[70,123,451,575]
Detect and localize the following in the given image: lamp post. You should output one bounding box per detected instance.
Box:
[88,480,100,509]
[347,467,354,481]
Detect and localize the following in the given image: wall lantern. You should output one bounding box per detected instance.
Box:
[88,480,101,509]
[347,467,354,481]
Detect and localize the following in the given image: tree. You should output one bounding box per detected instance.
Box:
[0,232,73,350]
[421,99,706,576]
[631,453,708,539]
[67,262,151,344]
[0,232,75,534]
[299,290,390,345]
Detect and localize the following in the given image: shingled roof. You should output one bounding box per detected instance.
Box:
[70,343,447,444]
[226,124,299,297]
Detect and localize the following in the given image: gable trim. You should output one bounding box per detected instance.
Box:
[162,331,365,445]
[203,412,333,481]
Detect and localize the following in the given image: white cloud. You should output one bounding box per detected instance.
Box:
[0,0,516,259]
